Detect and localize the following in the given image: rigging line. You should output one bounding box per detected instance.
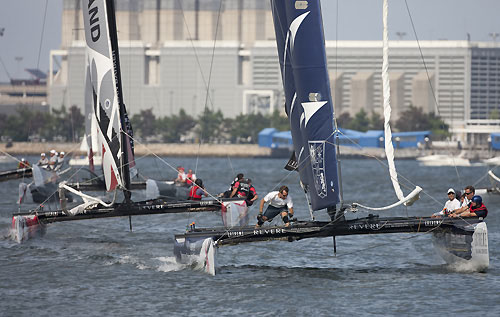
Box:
[331,130,443,206]
[174,0,215,109]
[472,168,493,188]
[227,154,235,176]
[27,157,107,211]
[121,130,223,203]
[0,149,24,164]
[19,153,92,211]
[30,0,49,107]
[332,0,340,131]
[403,0,462,184]
[19,0,50,141]
[194,0,224,175]
[0,55,12,80]
[327,130,417,193]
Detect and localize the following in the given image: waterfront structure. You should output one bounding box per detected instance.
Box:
[0,69,49,116]
[48,0,500,145]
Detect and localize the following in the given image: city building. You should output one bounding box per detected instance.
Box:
[48,0,500,146]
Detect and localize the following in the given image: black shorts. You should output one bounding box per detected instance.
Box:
[263,205,288,220]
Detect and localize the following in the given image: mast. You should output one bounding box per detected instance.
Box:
[104,0,131,200]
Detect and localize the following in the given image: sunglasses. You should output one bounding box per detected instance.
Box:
[280,192,288,197]
[464,192,473,195]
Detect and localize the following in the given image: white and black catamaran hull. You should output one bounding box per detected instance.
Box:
[173,237,216,276]
[174,216,489,275]
[11,214,46,243]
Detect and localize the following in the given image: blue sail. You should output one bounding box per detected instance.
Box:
[270,0,313,188]
[277,0,340,210]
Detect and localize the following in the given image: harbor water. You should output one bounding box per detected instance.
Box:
[1,156,499,316]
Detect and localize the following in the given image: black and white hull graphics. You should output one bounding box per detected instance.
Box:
[432,222,489,271]
[174,237,216,276]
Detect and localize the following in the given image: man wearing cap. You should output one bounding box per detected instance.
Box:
[174,166,186,185]
[37,153,49,168]
[48,150,58,170]
[432,188,460,218]
[448,185,475,217]
[55,151,65,171]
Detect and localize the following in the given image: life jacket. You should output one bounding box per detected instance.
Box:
[18,161,30,169]
[186,173,194,185]
[245,185,257,206]
[235,180,250,198]
[229,177,239,191]
[188,185,202,200]
[470,203,488,218]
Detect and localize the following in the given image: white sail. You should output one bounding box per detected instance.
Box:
[381,0,421,205]
[82,0,125,191]
[71,52,102,169]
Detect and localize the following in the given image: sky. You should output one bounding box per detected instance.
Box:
[0,0,499,83]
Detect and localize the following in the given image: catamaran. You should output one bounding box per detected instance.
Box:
[11,0,246,243]
[174,0,489,275]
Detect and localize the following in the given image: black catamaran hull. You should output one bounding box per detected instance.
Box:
[0,168,32,182]
[11,199,246,243]
[174,216,489,274]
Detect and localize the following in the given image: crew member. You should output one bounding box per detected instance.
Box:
[186,169,196,186]
[17,158,30,169]
[432,188,460,218]
[245,179,258,206]
[230,178,250,199]
[222,173,244,198]
[48,149,58,170]
[450,195,488,218]
[37,153,49,168]
[256,185,294,227]
[175,166,186,184]
[55,151,65,171]
[449,185,475,216]
[188,179,207,200]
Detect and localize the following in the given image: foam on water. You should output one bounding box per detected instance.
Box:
[156,256,189,273]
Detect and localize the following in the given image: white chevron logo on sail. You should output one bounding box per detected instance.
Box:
[302,101,327,127]
[289,11,310,52]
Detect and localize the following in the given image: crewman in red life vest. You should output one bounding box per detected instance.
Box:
[17,158,30,169]
[230,178,250,198]
[185,169,196,186]
[450,195,488,218]
[230,178,258,206]
[188,179,207,200]
[245,179,258,206]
